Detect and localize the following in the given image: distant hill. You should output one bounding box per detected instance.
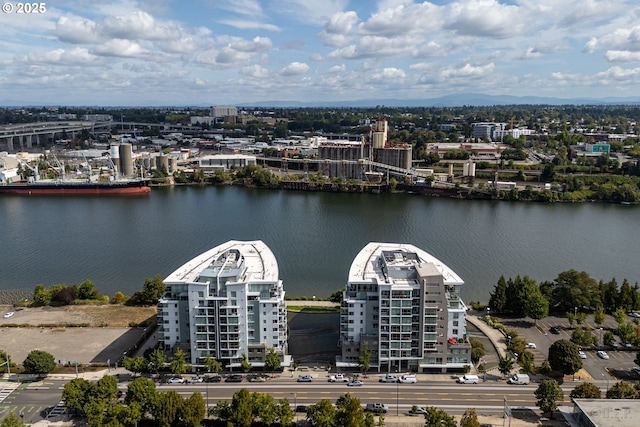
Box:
[237,93,640,108]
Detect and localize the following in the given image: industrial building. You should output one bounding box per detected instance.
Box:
[158,240,290,370]
[338,242,471,373]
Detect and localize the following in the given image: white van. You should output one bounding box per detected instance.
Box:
[507,374,530,385]
[398,375,417,384]
[457,374,479,384]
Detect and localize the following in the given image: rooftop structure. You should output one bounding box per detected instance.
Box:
[339,242,470,373]
[159,240,289,369]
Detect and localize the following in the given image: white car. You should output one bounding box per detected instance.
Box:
[168,377,185,383]
[578,351,587,359]
[527,343,536,349]
[3,312,14,319]
[187,376,203,383]
[597,351,610,360]
[347,379,363,386]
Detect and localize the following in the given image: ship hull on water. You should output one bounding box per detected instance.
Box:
[0,180,151,196]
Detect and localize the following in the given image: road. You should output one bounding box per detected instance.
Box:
[1,376,583,423]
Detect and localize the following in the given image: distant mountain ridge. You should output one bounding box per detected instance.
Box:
[236,93,640,108]
[3,93,640,108]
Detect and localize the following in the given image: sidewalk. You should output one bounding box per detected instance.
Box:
[466,312,508,359]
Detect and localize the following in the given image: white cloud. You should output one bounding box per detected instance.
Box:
[280,62,310,76]
[241,64,269,78]
[444,0,525,39]
[24,47,101,65]
[319,11,359,47]
[605,50,640,62]
[55,15,101,44]
[327,64,346,73]
[93,39,148,57]
[219,20,281,32]
[440,62,495,79]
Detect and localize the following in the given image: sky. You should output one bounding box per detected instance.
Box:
[1,0,640,106]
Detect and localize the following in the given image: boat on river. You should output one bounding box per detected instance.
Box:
[0,177,151,196]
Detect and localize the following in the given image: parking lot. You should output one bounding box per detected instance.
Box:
[497,313,640,383]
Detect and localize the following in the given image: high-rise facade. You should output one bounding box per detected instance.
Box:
[158,240,289,369]
[338,242,471,373]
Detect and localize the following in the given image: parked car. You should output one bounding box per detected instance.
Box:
[203,375,221,383]
[347,379,363,386]
[578,351,587,359]
[168,377,185,384]
[379,375,397,383]
[225,375,243,382]
[247,374,266,382]
[550,326,560,334]
[187,376,203,383]
[3,312,14,319]
[597,351,610,359]
[295,405,307,413]
[297,375,313,382]
[398,375,417,384]
[527,343,537,349]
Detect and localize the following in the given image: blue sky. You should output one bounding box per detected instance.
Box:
[1,0,639,106]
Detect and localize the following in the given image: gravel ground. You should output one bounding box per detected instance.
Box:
[0,304,155,366]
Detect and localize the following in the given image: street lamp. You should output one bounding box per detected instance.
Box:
[0,354,10,378]
[395,368,399,416]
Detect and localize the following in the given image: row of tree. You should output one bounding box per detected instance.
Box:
[31,275,166,308]
[62,376,204,427]
[488,269,640,316]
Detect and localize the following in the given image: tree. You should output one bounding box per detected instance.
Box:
[155,390,183,427]
[240,352,252,373]
[203,355,222,374]
[594,307,606,328]
[498,356,515,377]
[336,393,365,427]
[524,287,549,324]
[459,408,481,427]
[519,351,535,374]
[76,280,96,300]
[147,349,166,375]
[306,398,337,427]
[328,288,344,303]
[179,392,206,427]
[566,311,575,328]
[264,348,281,372]
[123,356,148,376]
[1,412,26,427]
[230,388,253,427]
[613,307,627,325]
[33,284,50,306]
[534,379,563,418]
[22,350,55,376]
[606,381,639,399]
[570,382,602,399]
[170,348,188,376]
[126,377,157,415]
[488,276,507,313]
[129,275,166,306]
[550,270,601,312]
[359,345,371,374]
[252,392,277,425]
[423,407,456,427]
[275,398,295,426]
[548,340,582,376]
[62,378,92,414]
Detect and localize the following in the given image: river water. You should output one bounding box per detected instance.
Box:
[1,186,638,302]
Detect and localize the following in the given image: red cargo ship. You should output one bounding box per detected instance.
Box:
[0,178,151,196]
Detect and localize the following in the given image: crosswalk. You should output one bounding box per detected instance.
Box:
[46,400,67,419]
[0,383,19,403]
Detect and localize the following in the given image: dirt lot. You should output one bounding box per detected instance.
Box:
[0,304,156,366]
